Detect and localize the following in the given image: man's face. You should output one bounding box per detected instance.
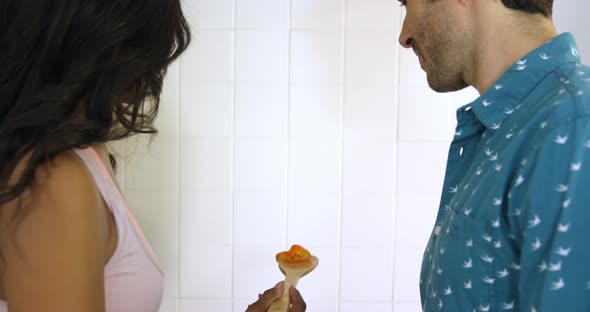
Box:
[398,0,470,92]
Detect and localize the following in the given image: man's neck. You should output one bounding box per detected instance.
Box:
[466,14,558,94]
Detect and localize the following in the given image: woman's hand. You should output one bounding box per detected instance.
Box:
[245,282,306,312]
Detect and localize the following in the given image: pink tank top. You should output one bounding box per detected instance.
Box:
[0,147,164,312]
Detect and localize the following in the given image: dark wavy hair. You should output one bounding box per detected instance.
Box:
[398,0,553,17]
[0,0,191,206]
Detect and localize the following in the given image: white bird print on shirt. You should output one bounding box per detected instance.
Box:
[455,130,463,136]
[438,299,443,310]
[495,84,504,90]
[498,268,509,278]
[440,248,446,255]
[540,121,548,128]
[464,280,472,289]
[516,64,527,71]
[431,291,437,298]
[585,140,590,149]
[492,123,502,130]
[502,301,515,310]
[504,108,514,115]
[449,185,458,193]
[443,286,452,295]
[484,148,493,156]
[483,99,493,107]
[437,267,443,274]
[562,198,572,208]
[571,46,580,57]
[556,247,572,257]
[479,305,491,312]
[515,175,524,186]
[463,258,473,268]
[494,163,503,171]
[517,59,528,65]
[476,167,483,175]
[557,223,571,232]
[555,135,569,144]
[466,239,473,247]
[489,153,499,162]
[539,53,551,60]
[570,162,582,171]
[538,260,548,272]
[493,198,502,206]
[532,238,542,251]
[464,208,472,216]
[482,233,493,242]
[528,215,541,228]
[549,261,562,272]
[491,219,500,227]
[514,208,522,216]
[577,90,584,96]
[511,263,521,270]
[482,255,495,263]
[482,276,496,284]
[506,133,514,139]
[551,277,565,290]
[556,184,569,192]
[494,240,502,248]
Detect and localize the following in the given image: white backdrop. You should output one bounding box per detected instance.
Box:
[110,1,588,311]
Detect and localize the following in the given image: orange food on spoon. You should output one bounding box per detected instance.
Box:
[275,244,311,264]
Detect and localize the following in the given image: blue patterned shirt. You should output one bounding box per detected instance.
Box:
[420,33,590,311]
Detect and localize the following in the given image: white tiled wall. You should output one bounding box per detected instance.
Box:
[111,1,589,312]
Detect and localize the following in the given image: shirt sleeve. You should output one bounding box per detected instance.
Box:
[509,117,590,311]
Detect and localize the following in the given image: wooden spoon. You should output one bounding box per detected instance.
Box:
[268,256,319,312]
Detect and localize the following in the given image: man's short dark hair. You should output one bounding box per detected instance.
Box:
[501,0,553,17]
[397,0,553,17]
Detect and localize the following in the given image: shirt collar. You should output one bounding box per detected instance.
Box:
[464,33,581,131]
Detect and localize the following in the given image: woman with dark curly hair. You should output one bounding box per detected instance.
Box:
[0,0,190,311]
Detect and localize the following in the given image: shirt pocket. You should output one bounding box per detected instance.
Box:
[425,208,496,311]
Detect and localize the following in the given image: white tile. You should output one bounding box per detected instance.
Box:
[184,0,234,29]
[302,300,339,311]
[181,30,233,84]
[180,299,231,312]
[235,85,288,138]
[287,191,340,247]
[393,302,423,312]
[291,0,344,30]
[234,138,285,191]
[159,298,178,312]
[233,244,287,299]
[340,302,393,312]
[452,86,480,108]
[290,247,339,300]
[341,191,394,247]
[235,31,289,84]
[341,138,395,194]
[288,139,341,194]
[127,190,178,246]
[180,137,232,191]
[395,142,448,249]
[235,0,289,30]
[393,246,424,302]
[340,247,394,301]
[343,86,396,138]
[290,31,343,85]
[125,137,178,192]
[345,30,398,88]
[346,0,400,31]
[180,84,233,137]
[233,190,286,246]
[159,61,180,138]
[399,46,428,89]
[180,191,232,246]
[233,299,254,312]
[289,85,342,139]
[397,86,455,142]
[180,245,232,298]
[152,245,179,300]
